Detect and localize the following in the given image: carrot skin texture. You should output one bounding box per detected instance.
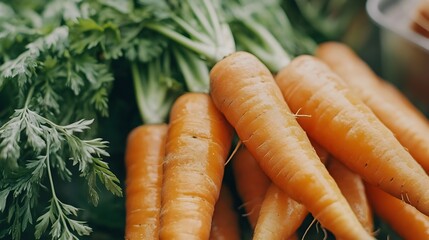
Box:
[275,55,429,216]
[232,146,271,228]
[366,184,429,240]
[209,185,241,240]
[253,140,328,240]
[316,42,429,174]
[210,51,372,240]
[327,158,373,234]
[125,124,168,240]
[159,93,234,240]
[253,184,307,240]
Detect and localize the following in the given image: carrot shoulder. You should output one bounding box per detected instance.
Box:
[159,93,233,240]
[124,124,168,240]
[209,184,241,240]
[275,54,429,216]
[316,42,429,174]
[210,51,372,240]
[232,146,271,228]
[327,158,373,234]
[366,183,429,240]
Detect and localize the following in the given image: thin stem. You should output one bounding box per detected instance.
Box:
[244,17,288,55]
[173,47,209,93]
[146,23,217,62]
[236,16,290,72]
[171,15,212,44]
[131,63,147,124]
[149,57,164,108]
[203,0,222,44]
[186,0,214,37]
[24,85,36,108]
[46,140,74,237]
[46,140,57,200]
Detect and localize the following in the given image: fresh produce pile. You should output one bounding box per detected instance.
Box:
[1,0,428,239]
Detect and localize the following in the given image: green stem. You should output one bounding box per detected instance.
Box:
[237,17,290,72]
[145,23,217,62]
[203,0,222,44]
[171,15,212,44]
[131,63,148,124]
[45,141,57,200]
[186,0,214,37]
[24,85,36,108]
[45,139,74,237]
[173,47,209,93]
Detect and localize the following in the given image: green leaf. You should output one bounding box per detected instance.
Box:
[100,0,133,14]
[35,206,52,239]
[0,189,10,212]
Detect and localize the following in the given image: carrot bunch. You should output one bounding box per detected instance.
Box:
[122,1,429,236]
[124,45,429,239]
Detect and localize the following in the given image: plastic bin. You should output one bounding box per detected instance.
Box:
[366,0,429,114]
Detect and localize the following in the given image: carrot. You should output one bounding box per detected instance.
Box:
[309,139,330,165]
[253,184,307,240]
[159,93,233,240]
[275,54,429,216]
[327,158,373,234]
[209,184,241,240]
[365,183,429,240]
[316,42,429,174]
[287,234,299,240]
[253,140,328,240]
[210,51,372,240]
[124,124,168,240]
[232,146,271,228]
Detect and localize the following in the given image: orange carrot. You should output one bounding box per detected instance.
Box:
[366,183,429,240]
[316,42,429,174]
[253,140,328,240]
[275,54,429,216]
[309,139,330,165]
[209,184,241,240]
[327,158,373,234]
[124,124,168,240]
[253,184,307,240]
[287,234,299,240]
[210,51,372,240]
[159,93,233,240]
[232,146,271,228]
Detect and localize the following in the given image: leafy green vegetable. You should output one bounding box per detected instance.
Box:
[0,0,230,238]
[0,0,380,240]
[223,0,293,72]
[145,0,236,64]
[0,1,128,239]
[131,50,183,124]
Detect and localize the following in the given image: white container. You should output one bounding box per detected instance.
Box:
[367,0,429,114]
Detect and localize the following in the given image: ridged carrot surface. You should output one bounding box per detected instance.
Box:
[124,124,168,240]
[275,55,429,216]
[159,93,233,240]
[253,184,307,240]
[327,158,373,234]
[366,184,429,240]
[253,140,328,240]
[316,42,429,174]
[210,51,372,240]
